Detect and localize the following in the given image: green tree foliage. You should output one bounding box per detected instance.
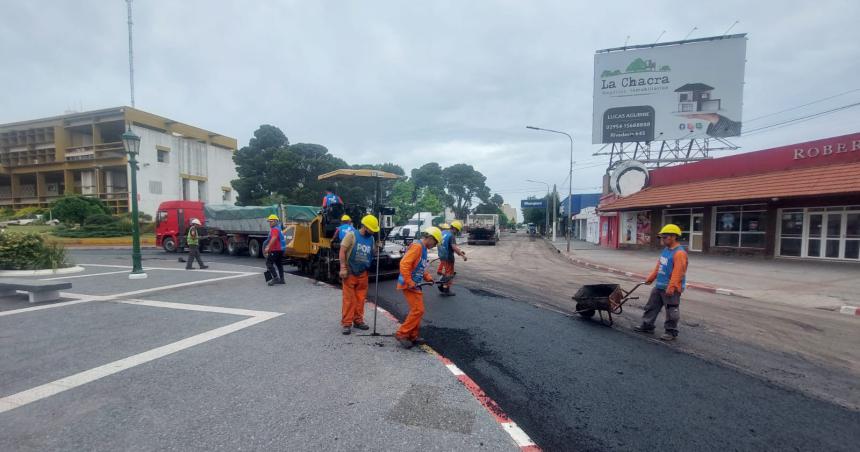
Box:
[0,232,68,270]
[411,162,446,201]
[442,163,490,219]
[50,195,110,226]
[389,180,417,224]
[232,125,290,205]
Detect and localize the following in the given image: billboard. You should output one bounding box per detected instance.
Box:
[592,35,747,144]
[521,199,547,209]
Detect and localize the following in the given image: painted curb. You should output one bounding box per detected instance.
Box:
[372,303,541,451]
[0,265,85,277]
[839,305,860,316]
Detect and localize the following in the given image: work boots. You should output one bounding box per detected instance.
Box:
[633,325,655,334]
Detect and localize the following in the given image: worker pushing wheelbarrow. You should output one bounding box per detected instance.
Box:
[572,282,644,326]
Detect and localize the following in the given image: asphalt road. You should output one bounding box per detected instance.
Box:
[364,241,860,452]
[120,242,860,451]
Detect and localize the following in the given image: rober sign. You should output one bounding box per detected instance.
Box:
[793,139,860,160]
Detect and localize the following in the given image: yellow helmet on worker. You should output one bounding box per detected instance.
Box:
[424,226,442,244]
[659,224,682,236]
[267,214,279,221]
[360,214,380,233]
[341,214,352,222]
[439,223,450,230]
[450,220,463,231]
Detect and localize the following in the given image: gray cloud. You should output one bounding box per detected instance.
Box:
[2,1,859,217]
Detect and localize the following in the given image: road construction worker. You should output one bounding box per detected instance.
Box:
[334,214,355,241]
[322,187,342,208]
[437,220,466,296]
[264,214,286,286]
[185,218,208,270]
[634,224,688,341]
[338,214,379,335]
[395,226,442,348]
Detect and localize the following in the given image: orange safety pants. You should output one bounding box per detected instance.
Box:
[395,289,425,341]
[437,260,455,288]
[342,271,369,326]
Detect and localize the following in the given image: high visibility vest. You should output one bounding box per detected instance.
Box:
[323,193,340,206]
[655,246,686,290]
[186,226,199,246]
[348,231,375,275]
[398,243,428,287]
[438,230,455,262]
[338,224,355,241]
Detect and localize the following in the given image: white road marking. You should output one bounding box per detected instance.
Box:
[80,263,250,275]
[445,363,465,376]
[0,297,98,318]
[41,270,132,280]
[500,422,537,447]
[0,312,281,414]
[840,305,859,315]
[116,298,281,318]
[106,273,256,299]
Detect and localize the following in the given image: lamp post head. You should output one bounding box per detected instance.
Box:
[122,128,141,156]
[526,126,540,130]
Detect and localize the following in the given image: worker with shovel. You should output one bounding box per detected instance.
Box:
[634,224,688,341]
[338,214,379,335]
[437,220,466,296]
[395,226,442,348]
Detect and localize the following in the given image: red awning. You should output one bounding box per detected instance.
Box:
[601,161,860,211]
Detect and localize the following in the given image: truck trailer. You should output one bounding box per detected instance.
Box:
[466,213,499,245]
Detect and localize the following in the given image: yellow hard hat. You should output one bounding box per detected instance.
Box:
[267,214,279,221]
[659,224,682,236]
[424,226,442,244]
[439,223,450,229]
[341,214,352,222]
[360,214,380,233]
[450,220,463,231]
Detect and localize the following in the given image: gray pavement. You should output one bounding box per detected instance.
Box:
[550,238,860,309]
[0,252,520,451]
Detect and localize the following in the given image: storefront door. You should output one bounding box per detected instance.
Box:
[779,207,860,261]
[690,213,703,252]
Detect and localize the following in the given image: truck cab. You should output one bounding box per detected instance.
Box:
[155,200,206,252]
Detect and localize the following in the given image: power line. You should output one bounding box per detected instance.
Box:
[746,88,860,123]
[742,101,860,137]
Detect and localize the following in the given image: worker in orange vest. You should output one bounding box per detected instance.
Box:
[395,226,442,348]
[338,215,379,335]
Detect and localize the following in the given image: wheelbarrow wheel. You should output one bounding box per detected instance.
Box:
[575,304,596,318]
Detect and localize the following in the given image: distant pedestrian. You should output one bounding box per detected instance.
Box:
[338,215,379,335]
[436,220,467,296]
[634,224,688,341]
[185,218,208,270]
[265,214,286,286]
[395,226,442,348]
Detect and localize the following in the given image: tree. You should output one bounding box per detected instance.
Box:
[490,193,504,208]
[411,163,446,201]
[442,164,490,219]
[416,188,444,216]
[51,195,111,226]
[231,125,289,205]
[389,180,417,224]
[268,143,347,206]
[522,195,550,233]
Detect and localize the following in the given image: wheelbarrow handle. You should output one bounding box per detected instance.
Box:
[622,282,646,297]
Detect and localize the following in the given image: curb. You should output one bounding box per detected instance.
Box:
[548,240,742,298]
[840,305,860,317]
[372,304,540,451]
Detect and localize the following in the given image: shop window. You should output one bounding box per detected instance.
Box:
[157,150,169,163]
[713,205,766,249]
[780,238,802,257]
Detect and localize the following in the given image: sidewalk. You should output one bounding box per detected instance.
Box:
[550,238,860,311]
[0,257,527,451]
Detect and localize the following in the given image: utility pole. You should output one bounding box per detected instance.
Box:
[126,0,135,107]
[552,184,557,243]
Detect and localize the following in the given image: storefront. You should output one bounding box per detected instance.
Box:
[598,132,860,261]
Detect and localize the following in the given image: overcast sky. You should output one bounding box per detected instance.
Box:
[2,1,859,220]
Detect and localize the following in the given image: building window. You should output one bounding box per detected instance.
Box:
[712,205,766,249]
[149,181,163,194]
[157,149,169,163]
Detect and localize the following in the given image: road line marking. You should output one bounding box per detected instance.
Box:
[839,305,860,316]
[501,422,538,448]
[445,363,465,376]
[106,273,256,299]
[0,312,281,414]
[715,288,734,296]
[0,296,99,318]
[41,270,132,280]
[116,298,282,317]
[80,264,248,275]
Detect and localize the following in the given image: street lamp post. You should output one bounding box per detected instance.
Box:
[527,126,574,253]
[122,127,147,279]
[525,179,551,238]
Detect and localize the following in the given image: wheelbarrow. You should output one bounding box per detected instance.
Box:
[572,282,644,326]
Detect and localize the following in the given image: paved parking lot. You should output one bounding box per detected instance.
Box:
[0,253,520,451]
